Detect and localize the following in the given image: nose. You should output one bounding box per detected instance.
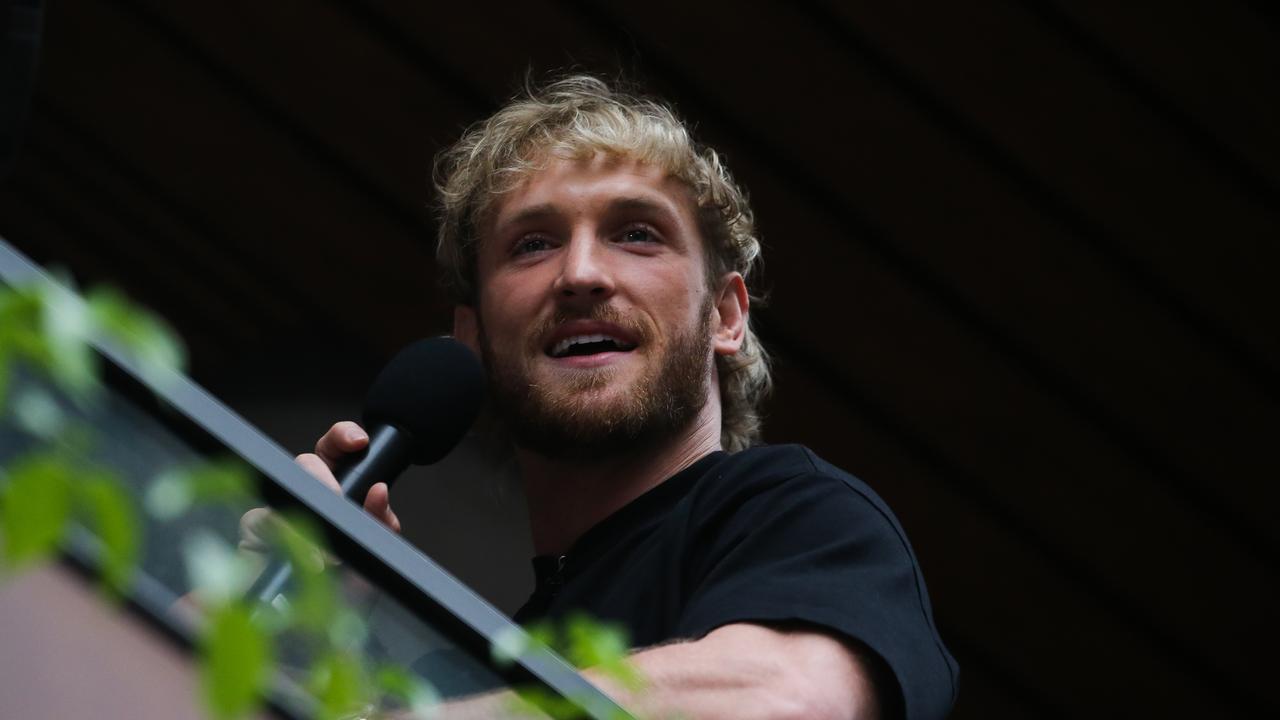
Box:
[552,232,615,302]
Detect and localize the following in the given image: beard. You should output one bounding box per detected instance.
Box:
[477,301,713,460]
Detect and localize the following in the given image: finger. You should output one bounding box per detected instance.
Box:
[315,421,369,468]
[238,507,276,553]
[295,452,343,494]
[363,482,401,534]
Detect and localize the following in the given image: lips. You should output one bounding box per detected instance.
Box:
[548,333,638,357]
[543,320,641,359]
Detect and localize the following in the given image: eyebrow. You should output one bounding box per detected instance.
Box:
[497,196,681,230]
[500,203,559,229]
[606,196,678,218]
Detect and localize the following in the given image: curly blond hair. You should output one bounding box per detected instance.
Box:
[433,75,771,451]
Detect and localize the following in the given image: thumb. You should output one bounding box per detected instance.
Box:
[363,482,402,534]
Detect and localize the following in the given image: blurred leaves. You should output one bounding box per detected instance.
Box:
[497,614,643,719]
[308,651,369,720]
[0,276,185,411]
[509,686,584,720]
[272,512,340,634]
[375,663,441,718]
[183,530,260,606]
[0,276,459,720]
[10,385,68,439]
[200,603,274,720]
[76,470,140,596]
[0,454,74,570]
[492,624,535,667]
[85,286,185,383]
[147,459,255,521]
[0,283,47,408]
[0,452,138,599]
[40,275,99,399]
[563,614,643,693]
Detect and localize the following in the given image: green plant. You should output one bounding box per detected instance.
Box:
[0,275,435,719]
[493,613,643,720]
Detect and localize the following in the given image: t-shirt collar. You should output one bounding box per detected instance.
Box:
[529,450,728,582]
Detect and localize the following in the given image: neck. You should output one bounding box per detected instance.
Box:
[518,398,723,556]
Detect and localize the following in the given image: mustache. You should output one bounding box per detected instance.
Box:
[529,304,653,351]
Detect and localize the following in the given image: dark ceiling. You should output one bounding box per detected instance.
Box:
[2,0,1278,717]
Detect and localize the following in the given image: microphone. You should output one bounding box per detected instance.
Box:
[246,337,485,605]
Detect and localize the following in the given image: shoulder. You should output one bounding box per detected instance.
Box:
[685,443,923,594]
[702,443,875,493]
[683,445,960,718]
[694,444,905,537]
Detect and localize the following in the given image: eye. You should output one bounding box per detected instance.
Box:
[513,235,553,255]
[619,226,659,244]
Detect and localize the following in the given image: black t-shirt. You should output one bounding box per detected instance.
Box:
[513,444,958,720]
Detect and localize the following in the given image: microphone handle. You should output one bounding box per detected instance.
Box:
[337,424,416,499]
[244,425,415,606]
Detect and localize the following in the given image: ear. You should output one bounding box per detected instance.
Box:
[711,272,749,357]
[452,304,481,356]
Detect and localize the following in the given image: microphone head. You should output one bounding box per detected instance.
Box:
[362,337,485,465]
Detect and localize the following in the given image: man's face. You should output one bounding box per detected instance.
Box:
[459,154,720,459]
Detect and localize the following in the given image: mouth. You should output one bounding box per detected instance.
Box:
[546,333,638,358]
[543,321,641,362]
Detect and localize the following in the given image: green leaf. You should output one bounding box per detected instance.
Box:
[75,471,140,597]
[510,685,584,720]
[492,625,535,667]
[144,470,196,521]
[524,620,557,651]
[0,285,45,363]
[327,608,369,650]
[38,278,99,400]
[374,664,440,716]
[271,513,339,633]
[185,459,256,504]
[307,651,368,720]
[147,459,254,520]
[563,614,643,691]
[182,530,259,604]
[564,613,630,669]
[0,284,60,408]
[85,286,186,378]
[199,603,274,720]
[10,386,67,439]
[0,454,73,569]
[0,347,11,410]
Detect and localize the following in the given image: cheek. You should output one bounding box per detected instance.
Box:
[478,279,545,349]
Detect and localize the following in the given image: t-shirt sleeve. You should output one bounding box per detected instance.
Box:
[674,468,957,720]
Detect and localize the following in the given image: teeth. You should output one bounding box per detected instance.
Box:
[550,334,631,357]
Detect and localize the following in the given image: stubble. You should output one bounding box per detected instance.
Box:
[478,300,714,460]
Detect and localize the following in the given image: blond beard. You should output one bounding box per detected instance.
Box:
[479,300,713,460]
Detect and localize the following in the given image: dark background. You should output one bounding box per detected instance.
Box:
[2,1,1278,717]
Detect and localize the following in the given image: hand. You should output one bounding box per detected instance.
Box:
[293,420,402,533]
[232,421,403,587]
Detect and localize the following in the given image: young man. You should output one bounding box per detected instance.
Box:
[300,76,956,719]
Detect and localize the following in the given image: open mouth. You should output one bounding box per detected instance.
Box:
[547,333,638,358]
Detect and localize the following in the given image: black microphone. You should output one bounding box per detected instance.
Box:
[246,337,485,605]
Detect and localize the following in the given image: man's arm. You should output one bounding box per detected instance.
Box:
[587,622,881,720]
[426,622,881,720]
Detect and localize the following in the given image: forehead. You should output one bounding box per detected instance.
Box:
[484,153,699,235]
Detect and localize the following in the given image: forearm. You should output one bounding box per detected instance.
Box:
[585,624,880,720]
[395,623,878,720]
[586,647,804,719]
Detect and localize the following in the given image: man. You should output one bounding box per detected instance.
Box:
[298,75,956,719]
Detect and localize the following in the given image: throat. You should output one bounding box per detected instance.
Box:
[518,423,722,556]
